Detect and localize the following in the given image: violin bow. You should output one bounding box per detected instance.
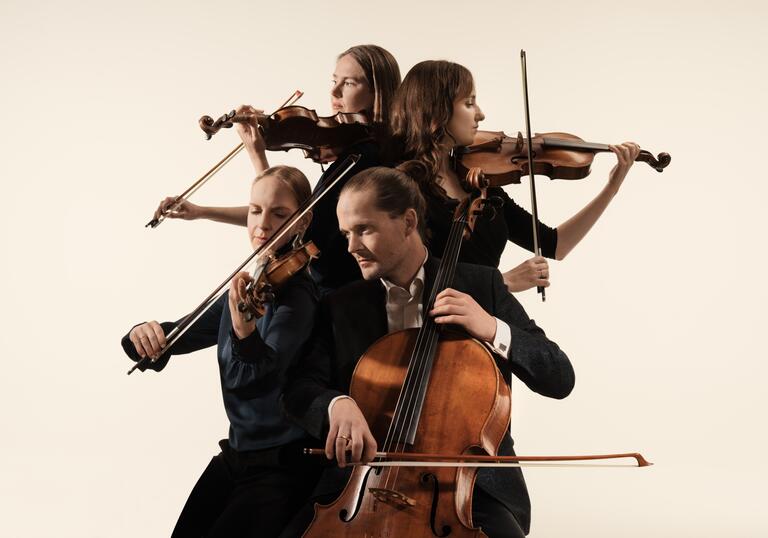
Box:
[520,50,546,302]
[128,153,360,374]
[146,90,304,228]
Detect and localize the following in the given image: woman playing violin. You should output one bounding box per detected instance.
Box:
[154,44,401,292]
[122,166,320,538]
[389,60,641,292]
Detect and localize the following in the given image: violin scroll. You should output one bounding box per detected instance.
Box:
[199,110,257,140]
[638,149,671,172]
[237,280,274,322]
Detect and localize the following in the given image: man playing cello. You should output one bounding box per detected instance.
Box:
[282,162,575,538]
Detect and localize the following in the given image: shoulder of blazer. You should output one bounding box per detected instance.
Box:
[453,261,498,289]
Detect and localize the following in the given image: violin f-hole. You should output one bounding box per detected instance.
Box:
[421,473,452,537]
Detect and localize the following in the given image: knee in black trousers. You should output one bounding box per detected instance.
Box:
[472,486,527,538]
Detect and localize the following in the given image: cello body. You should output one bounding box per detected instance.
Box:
[302,329,511,538]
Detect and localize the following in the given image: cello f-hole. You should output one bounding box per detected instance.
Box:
[339,466,375,523]
[421,473,452,537]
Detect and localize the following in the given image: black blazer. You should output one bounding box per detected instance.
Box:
[283,256,575,533]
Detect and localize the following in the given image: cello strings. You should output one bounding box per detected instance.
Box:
[379,219,458,487]
[383,211,468,490]
[388,215,466,488]
[388,194,482,489]
[379,216,460,454]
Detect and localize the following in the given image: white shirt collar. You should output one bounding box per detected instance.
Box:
[380,247,429,302]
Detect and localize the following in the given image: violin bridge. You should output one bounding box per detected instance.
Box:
[368,487,416,509]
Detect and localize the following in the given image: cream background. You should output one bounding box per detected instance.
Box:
[2,0,766,536]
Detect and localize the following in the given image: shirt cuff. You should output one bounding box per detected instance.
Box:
[328,395,353,423]
[486,317,511,360]
[229,327,267,364]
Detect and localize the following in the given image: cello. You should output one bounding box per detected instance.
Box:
[301,174,506,537]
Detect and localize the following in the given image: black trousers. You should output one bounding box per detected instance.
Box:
[171,440,321,538]
[472,486,527,538]
[279,483,525,538]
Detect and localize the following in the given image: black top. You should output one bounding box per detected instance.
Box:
[121,272,317,452]
[282,256,574,533]
[305,140,384,293]
[425,187,558,268]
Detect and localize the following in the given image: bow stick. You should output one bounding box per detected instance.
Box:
[304,448,652,468]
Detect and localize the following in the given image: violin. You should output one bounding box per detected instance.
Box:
[454,51,671,302]
[146,90,306,229]
[237,240,319,322]
[455,129,671,188]
[199,105,372,164]
[129,154,360,374]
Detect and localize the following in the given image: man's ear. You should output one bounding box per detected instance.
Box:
[403,208,418,237]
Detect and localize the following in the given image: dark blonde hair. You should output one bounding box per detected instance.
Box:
[338,44,401,134]
[254,165,311,207]
[389,60,474,194]
[340,161,429,241]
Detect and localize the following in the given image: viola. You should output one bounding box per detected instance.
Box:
[237,241,319,322]
[455,129,671,188]
[199,105,372,164]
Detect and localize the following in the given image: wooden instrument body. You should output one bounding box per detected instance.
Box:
[303,328,511,538]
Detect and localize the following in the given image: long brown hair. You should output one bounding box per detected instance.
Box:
[389,60,474,194]
[338,45,401,136]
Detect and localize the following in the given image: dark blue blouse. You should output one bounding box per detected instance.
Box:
[121,272,317,452]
